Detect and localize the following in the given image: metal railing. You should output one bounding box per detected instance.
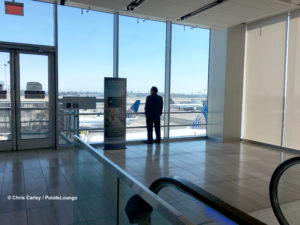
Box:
[58,110,207,132]
[57,108,207,145]
[269,156,300,225]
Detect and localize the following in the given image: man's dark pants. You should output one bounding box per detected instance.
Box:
[146,117,161,143]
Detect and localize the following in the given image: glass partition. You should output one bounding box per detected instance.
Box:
[119,15,166,141]
[19,54,49,139]
[170,24,209,138]
[56,12,210,146]
[57,6,113,145]
[74,136,193,225]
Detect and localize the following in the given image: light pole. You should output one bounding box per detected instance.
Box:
[4,63,8,90]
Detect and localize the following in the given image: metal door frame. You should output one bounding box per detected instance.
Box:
[0,41,56,151]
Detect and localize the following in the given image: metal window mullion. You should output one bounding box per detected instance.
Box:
[54,1,59,149]
[10,50,17,150]
[164,22,172,140]
[14,51,21,149]
[113,12,119,78]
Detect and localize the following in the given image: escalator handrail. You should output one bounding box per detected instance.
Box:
[269,156,300,225]
[149,176,266,225]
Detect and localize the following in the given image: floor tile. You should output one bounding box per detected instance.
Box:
[27,206,58,225]
[0,194,27,214]
[0,210,27,225]
[53,201,85,225]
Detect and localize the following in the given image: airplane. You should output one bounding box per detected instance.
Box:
[79,100,140,128]
[79,103,208,142]
[190,103,207,129]
[170,98,203,111]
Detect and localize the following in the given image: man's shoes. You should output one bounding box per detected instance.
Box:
[144,141,153,144]
[155,140,161,144]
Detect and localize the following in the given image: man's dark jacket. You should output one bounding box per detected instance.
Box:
[145,94,163,119]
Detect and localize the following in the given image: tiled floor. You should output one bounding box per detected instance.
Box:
[0,148,117,225]
[0,140,300,225]
[101,140,300,224]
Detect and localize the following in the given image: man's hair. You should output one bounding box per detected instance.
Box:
[151,86,158,94]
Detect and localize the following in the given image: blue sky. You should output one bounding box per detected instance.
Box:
[0,0,209,94]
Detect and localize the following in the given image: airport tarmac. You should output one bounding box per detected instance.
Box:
[1,96,207,143]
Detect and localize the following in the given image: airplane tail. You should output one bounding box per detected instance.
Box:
[170,98,175,104]
[191,103,207,129]
[126,100,140,118]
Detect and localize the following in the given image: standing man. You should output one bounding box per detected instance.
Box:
[145,86,163,144]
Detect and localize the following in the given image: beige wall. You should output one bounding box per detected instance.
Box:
[242,15,287,146]
[207,24,245,141]
[284,10,300,150]
[223,25,246,140]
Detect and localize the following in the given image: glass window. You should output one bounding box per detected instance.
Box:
[0,52,11,141]
[57,6,113,145]
[119,16,166,141]
[0,0,54,45]
[170,24,209,138]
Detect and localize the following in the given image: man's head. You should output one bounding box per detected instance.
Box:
[150,86,158,95]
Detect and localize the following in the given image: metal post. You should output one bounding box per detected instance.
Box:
[164,22,172,140]
[113,12,119,78]
[10,50,16,150]
[116,178,120,225]
[54,1,59,149]
[76,109,79,135]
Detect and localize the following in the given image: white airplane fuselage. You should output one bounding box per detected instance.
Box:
[170,104,202,111]
[79,115,138,128]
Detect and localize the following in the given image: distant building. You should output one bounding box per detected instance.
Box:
[0,81,4,90]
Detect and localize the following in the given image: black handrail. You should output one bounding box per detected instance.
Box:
[149,176,266,225]
[269,156,300,225]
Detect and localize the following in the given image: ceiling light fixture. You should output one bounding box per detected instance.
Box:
[127,0,147,11]
[179,0,224,21]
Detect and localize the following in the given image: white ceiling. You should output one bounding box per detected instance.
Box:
[42,0,300,27]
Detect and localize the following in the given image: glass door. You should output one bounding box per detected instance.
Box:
[16,52,55,150]
[0,51,14,150]
[0,48,55,151]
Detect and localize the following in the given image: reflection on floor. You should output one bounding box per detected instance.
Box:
[101,140,300,225]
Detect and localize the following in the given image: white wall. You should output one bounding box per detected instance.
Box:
[207,24,245,141]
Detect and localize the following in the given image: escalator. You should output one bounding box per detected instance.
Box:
[126,176,266,225]
[270,157,300,225]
